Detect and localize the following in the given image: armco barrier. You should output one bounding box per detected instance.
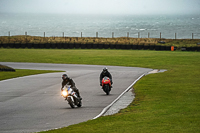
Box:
[27,43,32,49]
[115,44,121,49]
[69,43,74,49]
[14,43,20,48]
[3,43,7,48]
[160,46,166,51]
[81,44,86,49]
[57,43,62,49]
[144,45,149,50]
[121,44,126,49]
[104,44,109,49]
[149,45,155,50]
[45,43,50,49]
[92,44,98,49]
[138,45,143,50]
[98,44,103,49]
[110,44,116,49]
[33,43,38,48]
[132,45,138,50]
[63,43,68,49]
[126,45,132,50]
[21,43,26,48]
[187,47,198,51]
[10,43,15,48]
[155,45,160,50]
[192,47,198,51]
[75,43,80,49]
[166,46,171,50]
[40,43,45,49]
[86,43,92,49]
[51,43,56,49]
[6,43,10,48]
[1,42,199,51]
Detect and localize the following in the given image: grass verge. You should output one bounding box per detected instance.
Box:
[1,36,200,48]
[0,48,199,132]
[0,69,63,81]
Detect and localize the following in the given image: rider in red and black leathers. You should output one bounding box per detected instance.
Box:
[100,67,113,86]
[61,74,82,100]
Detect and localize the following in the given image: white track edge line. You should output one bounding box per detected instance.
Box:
[93,73,145,119]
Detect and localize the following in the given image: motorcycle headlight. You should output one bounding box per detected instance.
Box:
[62,90,68,97]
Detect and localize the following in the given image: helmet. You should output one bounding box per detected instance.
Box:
[62,74,68,80]
[103,67,108,74]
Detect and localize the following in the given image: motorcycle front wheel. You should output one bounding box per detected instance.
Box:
[104,85,110,95]
[77,100,82,107]
[67,97,75,108]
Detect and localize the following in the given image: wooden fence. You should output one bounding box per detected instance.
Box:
[5,31,200,39]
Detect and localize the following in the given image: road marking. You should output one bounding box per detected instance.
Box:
[93,74,145,119]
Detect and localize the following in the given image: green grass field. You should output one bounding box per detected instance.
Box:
[0,69,62,81]
[0,48,200,133]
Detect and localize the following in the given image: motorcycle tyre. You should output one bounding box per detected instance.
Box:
[67,97,75,108]
[104,85,110,95]
[77,100,82,107]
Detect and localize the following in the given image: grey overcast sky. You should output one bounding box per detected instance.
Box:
[0,0,200,15]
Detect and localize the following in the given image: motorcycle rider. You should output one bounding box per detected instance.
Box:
[100,67,113,87]
[61,74,82,100]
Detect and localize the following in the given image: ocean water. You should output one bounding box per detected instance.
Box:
[0,13,200,39]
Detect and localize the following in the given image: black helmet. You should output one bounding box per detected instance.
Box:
[62,74,68,80]
[103,67,108,74]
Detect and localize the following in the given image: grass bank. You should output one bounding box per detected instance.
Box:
[1,36,200,49]
[0,49,199,132]
[0,69,63,81]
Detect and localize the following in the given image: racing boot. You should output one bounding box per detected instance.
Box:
[76,90,82,100]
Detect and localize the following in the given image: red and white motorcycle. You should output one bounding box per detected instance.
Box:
[101,76,112,95]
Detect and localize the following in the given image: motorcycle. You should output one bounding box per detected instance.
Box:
[61,86,82,108]
[101,76,111,95]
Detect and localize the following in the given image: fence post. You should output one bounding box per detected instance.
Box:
[96,32,98,38]
[138,32,140,38]
[112,32,114,38]
[44,32,45,38]
[127,32,129,38]
[192,33,193,39]
[81,32,82,38]
[160,32,161,39]
[175,33,176,40]
[148,32,150,38]
[8,31,10,42]
[63,32,64,37]
[25,32,27,42]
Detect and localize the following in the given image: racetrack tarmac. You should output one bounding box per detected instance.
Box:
[0,62,152,133]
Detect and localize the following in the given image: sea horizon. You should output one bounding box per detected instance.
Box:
[0,12,200,39]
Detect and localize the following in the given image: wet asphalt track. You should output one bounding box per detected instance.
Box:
[0,62,152,133]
